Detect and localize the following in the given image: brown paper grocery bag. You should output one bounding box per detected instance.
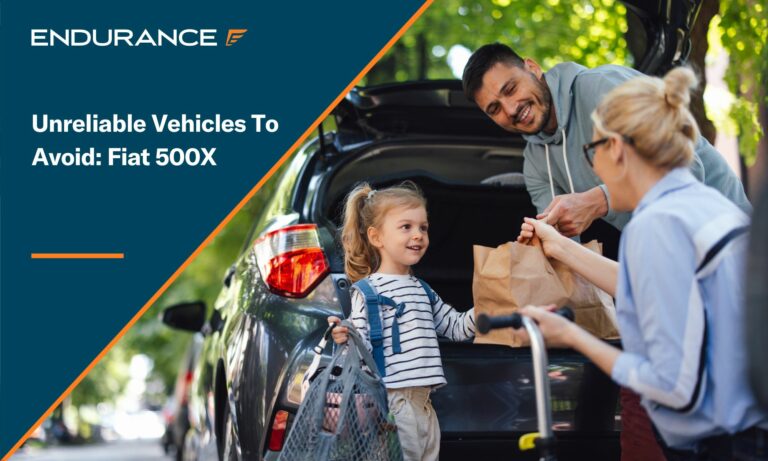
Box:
[473,240,619,347]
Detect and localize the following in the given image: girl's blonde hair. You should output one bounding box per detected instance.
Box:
[591,66,700,170]
[341,181,427,282]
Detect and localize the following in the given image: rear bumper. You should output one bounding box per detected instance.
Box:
[440,432,620,461]
[264,432,620,461]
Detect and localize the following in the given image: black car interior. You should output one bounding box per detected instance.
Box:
[320,143,535,310]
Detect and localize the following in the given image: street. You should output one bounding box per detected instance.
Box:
[12,439,170,461]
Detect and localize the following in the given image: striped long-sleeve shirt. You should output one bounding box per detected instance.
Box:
[349,273,475,389]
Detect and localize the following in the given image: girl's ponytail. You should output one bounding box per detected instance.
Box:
[341,183,380,283]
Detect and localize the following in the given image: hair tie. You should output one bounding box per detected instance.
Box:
[664,92,679,108]
[367,190,376,200]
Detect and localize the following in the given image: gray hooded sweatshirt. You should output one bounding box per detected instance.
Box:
[522,62,751,231]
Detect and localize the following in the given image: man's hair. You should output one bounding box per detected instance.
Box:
[462,43,525,103]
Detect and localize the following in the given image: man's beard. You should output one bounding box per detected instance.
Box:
[534,73,554,134]
[513,72,554,136]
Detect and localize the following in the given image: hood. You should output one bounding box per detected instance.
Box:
[522,62,588,146]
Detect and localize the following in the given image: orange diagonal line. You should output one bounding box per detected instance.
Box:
[31,253,125,259]
[2,1,434,459]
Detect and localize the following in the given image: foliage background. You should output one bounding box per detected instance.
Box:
[365,0,631,86]
[718,0,767,165]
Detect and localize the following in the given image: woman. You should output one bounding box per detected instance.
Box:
[517,67,767,460]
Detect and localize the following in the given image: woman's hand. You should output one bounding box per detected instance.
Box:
[518,305,578,348]
[516,217,568,259]
[520,306,620,377]
[327,316,349,344]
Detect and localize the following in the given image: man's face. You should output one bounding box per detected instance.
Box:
[473,60,554,135]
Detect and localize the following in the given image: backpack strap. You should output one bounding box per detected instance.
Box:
[352,279,408,378]
[352,279,385,377]
[417,278,437,306]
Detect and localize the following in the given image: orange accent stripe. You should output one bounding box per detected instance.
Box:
[1,2,434,459]
[31,253,125,259]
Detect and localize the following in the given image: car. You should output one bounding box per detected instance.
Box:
[162,333,204,461]
[160,1,704,459]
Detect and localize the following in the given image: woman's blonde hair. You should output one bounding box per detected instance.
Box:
[591,66,700,170]
[340,181,427,282]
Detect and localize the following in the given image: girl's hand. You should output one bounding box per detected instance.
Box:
[517,217,567,260]
[327,316,349,344]
[518,305,577,348]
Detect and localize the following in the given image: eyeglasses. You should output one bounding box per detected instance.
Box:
[582,135,634,168]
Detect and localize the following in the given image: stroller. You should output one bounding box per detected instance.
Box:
[477,307,574,461]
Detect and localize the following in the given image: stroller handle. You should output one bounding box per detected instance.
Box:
[476,306,574,334]
[476,307,574,461]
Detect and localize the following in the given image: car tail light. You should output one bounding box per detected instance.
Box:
[268,410,289,451]
[180,370,193,405]
[254,224,330,298]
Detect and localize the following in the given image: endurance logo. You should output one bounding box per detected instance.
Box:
[30,29,248,47]
[225,29,247,46]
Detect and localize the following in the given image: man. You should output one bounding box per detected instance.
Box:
[462,44,751,240]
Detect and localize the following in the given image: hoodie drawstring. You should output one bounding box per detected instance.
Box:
[545,144,556,202]
[561,129,575,194]
[544,128,575,203]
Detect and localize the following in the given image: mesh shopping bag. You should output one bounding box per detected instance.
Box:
[278,321,403,461]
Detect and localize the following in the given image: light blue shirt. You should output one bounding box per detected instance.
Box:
[611,168,767,449]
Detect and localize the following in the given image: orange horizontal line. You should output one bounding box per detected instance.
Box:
[31,253,124,259]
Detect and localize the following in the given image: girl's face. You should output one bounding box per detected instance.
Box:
[368,205,429,275]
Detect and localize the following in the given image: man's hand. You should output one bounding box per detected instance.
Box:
[536,186,608,237]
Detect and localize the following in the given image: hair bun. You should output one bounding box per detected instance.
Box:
[663,67,698,108]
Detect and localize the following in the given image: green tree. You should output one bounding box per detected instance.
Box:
[719,0,767,165]
[365,0,630,84]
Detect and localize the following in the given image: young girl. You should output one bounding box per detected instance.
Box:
[328,182,475,461]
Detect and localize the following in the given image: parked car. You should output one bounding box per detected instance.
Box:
[161,1,704,459]
[162,332,204,461]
